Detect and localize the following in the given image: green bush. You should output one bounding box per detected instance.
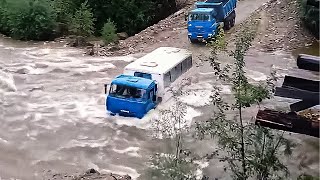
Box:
[0,0,10,35]
[52,0,75,35]
[6,0,56,40]
[298,174,320,180]
[86,0,177,36]
[0,0,178,40]
[101,19,118,44]
[52,0,75,23]
[69,1,95,37]
[299,0,319,39]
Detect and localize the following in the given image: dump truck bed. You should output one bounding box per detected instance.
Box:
[195,0,237,20]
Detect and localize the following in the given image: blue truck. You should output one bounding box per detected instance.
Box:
[105,75,158,119]
[105,47,193,119]
[187,0,237,43]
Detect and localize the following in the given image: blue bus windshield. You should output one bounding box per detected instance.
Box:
[109,84,146,99]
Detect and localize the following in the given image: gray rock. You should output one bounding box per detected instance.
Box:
[68,36,93,47]
[117,32,129,40]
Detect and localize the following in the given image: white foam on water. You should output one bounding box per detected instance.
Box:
[218,84,232,94]
[77,135,89,140]
[246,69,268,81]
[61,137,110,149]
[100,165,140,180]
[22,47,80,61]
[0,137,9,144]
[4,46,15,50]
[26,130,40,140]
[112,94,202,131]
[185,107,202,124]
[112,112,154,129]
[150,98,202,139]
[101,55,137,62]
[16,64,48,75]
[81,63,116,72]
[0,70,17,92]
[112,146,141,157]
[72,97,106,124]
[179,82,232,107]
[180,90,212,107]
[198,72,215,75]
[194,160,210,180]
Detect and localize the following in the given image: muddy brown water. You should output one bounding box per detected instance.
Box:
[292,41,320,57]
[0,0,319,179]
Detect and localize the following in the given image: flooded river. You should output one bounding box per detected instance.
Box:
[1,37,318,180]
[0,38,155,179]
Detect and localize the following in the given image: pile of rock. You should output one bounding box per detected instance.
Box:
[73,169,132,180]
[115,8,189,55]
[46,169,132,180]
[258,0,315,51]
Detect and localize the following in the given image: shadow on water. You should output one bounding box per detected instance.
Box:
[292,41,320,58]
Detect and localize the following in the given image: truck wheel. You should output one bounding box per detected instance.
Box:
[231,17,235,27]
[224,20,231,30]
[189,38,198,44]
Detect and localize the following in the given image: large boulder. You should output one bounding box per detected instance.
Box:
[117,32,129,40]
[68,36,94,47]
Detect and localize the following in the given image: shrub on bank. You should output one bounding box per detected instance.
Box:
[5,0,56,40]
[69,1,95,37]
[0,0,10,35]
[299,0,319,39]
[101,19,118,44]
[52,0,75,36]
[0,0,178,41]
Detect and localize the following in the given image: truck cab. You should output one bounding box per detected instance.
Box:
[187,0,237,43]
[105,75,158,119]
[187,8,219,43]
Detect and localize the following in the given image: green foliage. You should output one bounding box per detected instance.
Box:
[52,0,74,23]
[298,0,319,38]
[3,0,56,40]
[148,86,199,180]
[207,25,227,62]
[196,18,294,180]
[147,153,197,180]
[0,0,177,40]
[69,1,95,37]
[298,174,320,180]
[86,0,177,36]
[101,19,118,44]
[0,0,10,35]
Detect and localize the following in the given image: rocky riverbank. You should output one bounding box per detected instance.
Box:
[253,0,317,52]
[45,169,132,180]
[79,0,317,57]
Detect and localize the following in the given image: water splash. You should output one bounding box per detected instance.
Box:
[0,70,17,92]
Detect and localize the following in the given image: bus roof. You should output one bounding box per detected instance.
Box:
[124,47,192,75]
[111,75,154,89]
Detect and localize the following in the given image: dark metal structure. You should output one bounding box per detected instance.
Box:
[256,54,320,137]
